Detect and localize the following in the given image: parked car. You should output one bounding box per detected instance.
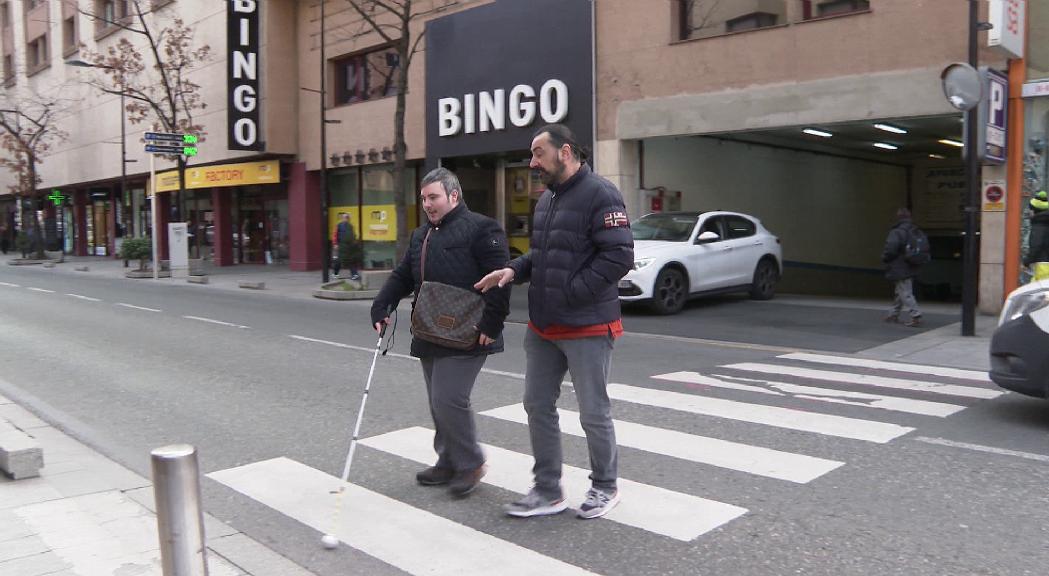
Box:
[618,211,782,314]
[989,279,1049,398]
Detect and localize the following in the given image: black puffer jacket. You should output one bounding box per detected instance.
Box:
[882,218,920,281]
[371,203,511,358]
[1025,210,1049,266]
[508,164,634,330]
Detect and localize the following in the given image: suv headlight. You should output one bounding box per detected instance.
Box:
[1000,287,1049,325]
[633,258,654,271]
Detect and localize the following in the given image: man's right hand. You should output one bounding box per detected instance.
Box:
[374,319,389,332]
[474,268,514,292]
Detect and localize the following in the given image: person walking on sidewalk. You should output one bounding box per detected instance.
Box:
[882,208,924,327]
[332,212,361,280]
[1024,190,1049,273]
[475,124,634,520]
[371,167,511,498]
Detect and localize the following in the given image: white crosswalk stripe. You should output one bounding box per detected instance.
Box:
[361,426,748,541]
[603,383,913,443]
[480,404,844,482]
[652,371,966,417]
[208,352,1004,572]
[209,457,603,576]
[721,362,1001,399]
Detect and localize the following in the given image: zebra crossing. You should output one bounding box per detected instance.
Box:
[208,352,1001,575]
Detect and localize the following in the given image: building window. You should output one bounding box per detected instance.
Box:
[95,0,129,33]
[801,0,870,20]
[1,2,10,29]
[26,36,49,72]
[333,46,400,106]
[3,53,13,82]
[27,0,43,9]
[677,0,785,41]
[63,16,78,55]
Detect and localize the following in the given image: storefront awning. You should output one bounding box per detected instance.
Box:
[153,159,279,193]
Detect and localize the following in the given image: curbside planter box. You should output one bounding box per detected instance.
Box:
[314,280,380,300]
[74,266,89,272]
[187,276,210,284]
[239,281,266,290]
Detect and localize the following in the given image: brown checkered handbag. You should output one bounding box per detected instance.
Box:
[410,229,484,350]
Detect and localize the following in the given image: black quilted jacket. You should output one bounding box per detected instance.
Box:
[371,203,511,358]
[508,164,634,330]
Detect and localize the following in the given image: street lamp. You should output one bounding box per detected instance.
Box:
[65,59,133,248]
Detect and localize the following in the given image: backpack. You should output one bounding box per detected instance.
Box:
[903,225,931,266]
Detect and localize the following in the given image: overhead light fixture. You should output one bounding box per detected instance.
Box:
[938,138,964,148]
[803,128,833,138]
[873,142,899,150]
[874,123,908,134]
[928,154,947,159]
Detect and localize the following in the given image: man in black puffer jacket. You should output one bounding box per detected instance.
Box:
[476,124,634,520]
[372,167,510,498]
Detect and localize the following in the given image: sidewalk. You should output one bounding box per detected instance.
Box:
[0,388,317,576]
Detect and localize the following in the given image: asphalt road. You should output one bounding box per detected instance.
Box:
[1,264,1047,576]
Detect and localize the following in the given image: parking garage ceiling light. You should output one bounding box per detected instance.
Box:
[874,123,908,134]
[928,153,947,159]
[938,138,965,147]
[802,128,833,138]
[873,142,899,150]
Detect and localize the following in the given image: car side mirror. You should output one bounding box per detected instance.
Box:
[696,231,720,244]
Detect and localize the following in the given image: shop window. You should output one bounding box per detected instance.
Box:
[676,0,785,41]
[801,0,870,20]
[63,16,78,56]
[333,46,400,106]
[26,36,49,74]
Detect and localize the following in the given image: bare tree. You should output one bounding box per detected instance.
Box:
[0,89,68,259]
[678,0,725,39]
[77,1,210,210]
[340,0,459,257]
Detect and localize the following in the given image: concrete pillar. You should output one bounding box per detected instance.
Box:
[595,138,641,219]
[73,190,88,256]
[287,162,322,271]
[979,164,1008,314]
[157,193,171,261]
[211,188,234,266]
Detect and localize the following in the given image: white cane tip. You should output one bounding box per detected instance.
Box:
[321,534,340,549]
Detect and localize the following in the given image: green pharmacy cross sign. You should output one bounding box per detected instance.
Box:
[48,189,65,206]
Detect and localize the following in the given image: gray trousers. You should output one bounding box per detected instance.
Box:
[890,278,921,318]
[523,329,618,498]
[420,355,488,473]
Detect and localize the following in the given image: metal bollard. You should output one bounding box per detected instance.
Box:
[151,444,209,576]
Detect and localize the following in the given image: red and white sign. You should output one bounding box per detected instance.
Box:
[988,0,1025,59]
[983,180,1006,212]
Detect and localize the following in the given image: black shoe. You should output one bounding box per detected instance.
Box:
[416,466,454,486]
[448,465,486,497]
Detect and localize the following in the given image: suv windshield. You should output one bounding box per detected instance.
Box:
[631,213,700,242]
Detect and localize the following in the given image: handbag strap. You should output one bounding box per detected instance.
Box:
[412,227,434,310]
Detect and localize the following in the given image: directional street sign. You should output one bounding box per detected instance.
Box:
[145,144,198,156]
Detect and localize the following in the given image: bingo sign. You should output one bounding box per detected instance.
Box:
[982,68,1008,165]
[983,180,1006,212]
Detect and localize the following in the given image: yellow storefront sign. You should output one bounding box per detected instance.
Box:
[154,160,280,193]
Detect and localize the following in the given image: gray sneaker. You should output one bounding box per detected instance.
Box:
[577,488,620,519]
[504,489,568,518]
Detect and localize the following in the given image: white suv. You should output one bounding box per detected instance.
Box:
[618,211,783,315]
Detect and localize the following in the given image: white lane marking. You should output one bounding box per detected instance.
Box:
[654,371,965,418]
[208,457,601,576]
[26,287,55,293]
[915,436,1049,463]
[116,302,161,312]
[361,426,747,541]
[0,281,20,287]
[182,315,249,329]
[722,363,1001,400]
[288,335,534,381]
[780,353,992,383]
[480,404,843,483]
[66,293,102,302]
[605,383,913,444]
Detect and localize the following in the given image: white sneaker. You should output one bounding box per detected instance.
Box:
[576,488,620,519]
[504,489,568,518]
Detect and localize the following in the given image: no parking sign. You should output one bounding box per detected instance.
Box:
[983,180,1006,212]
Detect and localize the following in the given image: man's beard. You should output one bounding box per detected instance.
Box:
[536,157,566,186]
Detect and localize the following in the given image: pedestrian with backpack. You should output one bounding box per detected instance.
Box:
[882,208,926,327]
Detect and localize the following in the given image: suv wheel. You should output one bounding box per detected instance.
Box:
[649,268,687,315]
[749,259,778,300]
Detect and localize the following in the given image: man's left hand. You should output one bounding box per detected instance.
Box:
[478,333,494,346]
